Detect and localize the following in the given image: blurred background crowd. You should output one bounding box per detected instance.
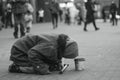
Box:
[0,0,120,37]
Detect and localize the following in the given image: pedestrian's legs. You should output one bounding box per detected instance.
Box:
[111,14,115,26]
[0,19,2,30]
[60,15,62,22]
[115,16,118,25]
[51,14,55,29]
[55,14,58,28]
[5,13,10,28]
[113,18,115,26]
[9,13,13,28]
[5,18,9,28]
[92,20,99,30]
[84,21,87,31]
[13,23,18,38]
[20,23,25,37]
[41,17,43,22]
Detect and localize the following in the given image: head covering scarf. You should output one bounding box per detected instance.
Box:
[63,40,79,59]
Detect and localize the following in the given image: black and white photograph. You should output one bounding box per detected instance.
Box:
[0,0,120,80]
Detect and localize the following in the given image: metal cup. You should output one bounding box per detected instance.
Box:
[74,58,85,71]
[74,59,80,71]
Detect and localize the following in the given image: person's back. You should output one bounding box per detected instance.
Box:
[12,1,27,14]
[110,3,117,14]
[10,34,59,67]
[49,1,59,14]
[12,34,58,54]
[85,1,95,15]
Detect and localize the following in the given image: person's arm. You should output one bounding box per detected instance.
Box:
[28,44,51,75]
[26,3,34,13]
[28,43,61,74]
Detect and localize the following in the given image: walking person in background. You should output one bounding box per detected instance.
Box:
[24,11,33,33]
[49,0,60,29]
[24,1,34,33]
[8,33,78,75]
[0,2,3,31]
[65,8,71,25]
[38,8,44,23]
[12,0,27,38]
[77,9,83,25]
[59,9,63,22]
[102,8,106,22]
[5,2,13,28]
[110,1,118,26]
[84,0,99,31]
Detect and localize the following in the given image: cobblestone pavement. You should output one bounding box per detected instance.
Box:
[0,20,120,80]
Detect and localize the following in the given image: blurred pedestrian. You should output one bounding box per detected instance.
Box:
[84,0,99,31]
[65,8,71,25]
[24,11,33,33]
[24,1,34,33]
[38,8,44,23]
[69,3,79,24]
[59,9,63,22]
[110,1,118,26]
[25,1,34,14]
[5,2,13,28]
[8,33,78,75]
[12,0,28,38]
[0,3,3,31]
[49,0,60,29]
[102,8,106,22]
[77,9,83,25]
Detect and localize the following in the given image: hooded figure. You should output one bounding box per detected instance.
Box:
[9,33,78,75]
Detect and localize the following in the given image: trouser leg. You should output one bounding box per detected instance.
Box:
[84,21,87,31]
[55,14,58,28]
[20,23,25,37]
[92,20,97,29]
[13,23,18,38]
[51,14,55,28]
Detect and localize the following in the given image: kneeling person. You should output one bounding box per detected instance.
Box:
[9,33,78,75]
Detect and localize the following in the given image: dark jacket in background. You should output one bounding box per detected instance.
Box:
[0,3,3,16]
[49,2,60,14]
[110,3,117,14]
[10,33,78,74]
[85,1,95,23]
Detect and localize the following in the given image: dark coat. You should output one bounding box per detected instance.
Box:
[0,3,3,16]
[10,34,78,74]
[85,1,95,23]
[110,3,117,14]
[10,34,59,66]
[49,2,60,14]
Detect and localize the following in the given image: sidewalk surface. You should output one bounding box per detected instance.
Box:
[0,20,120,80]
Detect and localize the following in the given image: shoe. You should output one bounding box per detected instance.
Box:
[13,33,18,39]
[14,36,18,39]
[20,33,25,38]
[8,63,22,73]
[95,28,100,31]
[83,28,87,31]
[14,35,18,39]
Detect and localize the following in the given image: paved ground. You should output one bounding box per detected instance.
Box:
[0,20,120,80]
